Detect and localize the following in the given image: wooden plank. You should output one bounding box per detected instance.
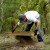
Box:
[8,32,34,36]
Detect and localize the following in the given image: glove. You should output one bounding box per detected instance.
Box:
[34,29,38,36]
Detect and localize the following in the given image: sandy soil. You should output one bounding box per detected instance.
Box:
[0,33,44,50]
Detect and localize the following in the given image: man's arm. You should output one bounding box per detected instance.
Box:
[36,19,40,30]
[34,19,40,35]
[12,21,22,32]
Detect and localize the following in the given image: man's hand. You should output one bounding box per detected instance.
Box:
[34,29,38,36]
[12,24,18,33]
[12,28,16,32]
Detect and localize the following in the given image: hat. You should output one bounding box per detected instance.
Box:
[18,14,26,23]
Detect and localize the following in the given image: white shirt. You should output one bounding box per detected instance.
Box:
[17,11,40,26]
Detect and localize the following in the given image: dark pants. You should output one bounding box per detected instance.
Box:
[25,22,43,42]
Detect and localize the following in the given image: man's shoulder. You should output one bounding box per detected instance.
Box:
[25,11,39,14]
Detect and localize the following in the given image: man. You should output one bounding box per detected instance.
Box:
[12,10,43,42]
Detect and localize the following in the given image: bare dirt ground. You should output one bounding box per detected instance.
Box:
[0,33,45,50]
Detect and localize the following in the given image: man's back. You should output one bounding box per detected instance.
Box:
[24,11,40,23]
[24,11,40,19]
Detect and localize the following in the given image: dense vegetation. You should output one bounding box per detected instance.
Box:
[0,0,50,33]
